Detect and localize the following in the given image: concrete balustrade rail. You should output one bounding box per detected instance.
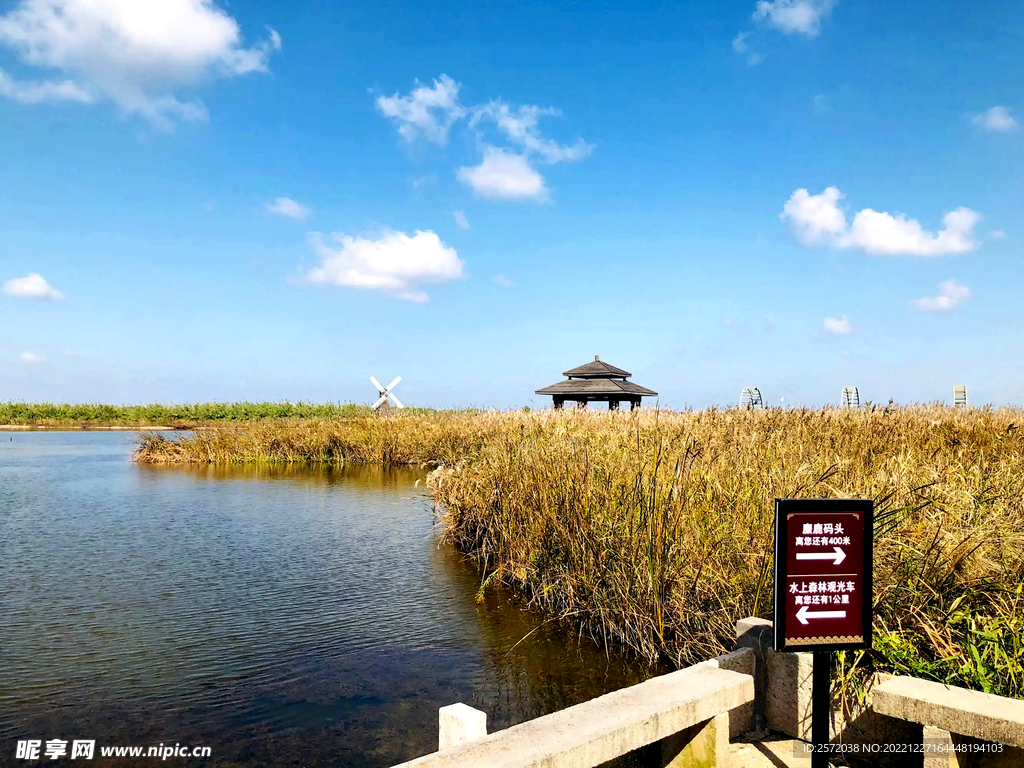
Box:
[871,676,1024,767]
[872,676,1024,748]
[392,618,1024,768]
[734,617,1024,766]
[391,654,755,768]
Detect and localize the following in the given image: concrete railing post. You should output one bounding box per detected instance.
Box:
[735,617,771,733]
[659,712,729,767]
[697,647,756,739]
[735,617,816,740]
[766,647,814,741]
[438,703,487,751]
[735,616,814,740]
[923,726,958,768]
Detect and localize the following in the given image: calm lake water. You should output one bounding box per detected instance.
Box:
[0,432,656,767]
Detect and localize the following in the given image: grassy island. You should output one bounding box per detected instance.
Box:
[0,401,370,428]
[133,405,1024,701]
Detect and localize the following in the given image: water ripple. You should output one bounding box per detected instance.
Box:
[0,432,654,767]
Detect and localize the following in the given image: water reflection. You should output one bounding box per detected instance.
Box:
[141,460,431,491]
[0,433,659,767]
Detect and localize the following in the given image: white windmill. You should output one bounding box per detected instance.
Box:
[370,376,404,414]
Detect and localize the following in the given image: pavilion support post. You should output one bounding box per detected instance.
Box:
[609,400,619,411]
[553,397,564,410]
[630,399,639,411]
[577,400,587,409]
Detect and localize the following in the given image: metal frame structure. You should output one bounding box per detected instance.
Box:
[953,385,967,408]
[740,387,763,409]
[840,386,860,410]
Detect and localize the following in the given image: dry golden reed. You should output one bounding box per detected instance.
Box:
[136,406,1024,697]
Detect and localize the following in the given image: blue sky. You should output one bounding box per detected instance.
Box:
[1,0,1021,409]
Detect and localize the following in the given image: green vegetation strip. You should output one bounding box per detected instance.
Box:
[137,407,1024,699]
[0,401,371,427]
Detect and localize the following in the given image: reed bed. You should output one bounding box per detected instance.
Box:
[135,406,1024,699]
[134,411,503,465]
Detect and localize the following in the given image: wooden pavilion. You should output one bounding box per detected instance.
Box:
[535,356,657,410]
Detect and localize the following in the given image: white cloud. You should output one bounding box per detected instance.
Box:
[731,32,764,65]
[264,197,310,221]
[3,272,64,299]
[845,207,980,256]
[378,74,590,203]
[469,101,593,162]
[0,0,280,128]
[753,0,834,36]
[493,274,514,288]
[375,74,464,144]
[20,351,42,362]
[303,228,464,302]
[457,146,549,202]
[781,187,981,256]
[972,106,1017,133]
[781,187,847,246]
[823,315,853,335]
[991,229,1005,239]
[0,70,91,102]
[453,210,470,230]
[910,279,971,311]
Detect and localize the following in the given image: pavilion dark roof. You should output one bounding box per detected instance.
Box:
[562,359,631,379]
[536,356,657,399]
[535,378,657,396]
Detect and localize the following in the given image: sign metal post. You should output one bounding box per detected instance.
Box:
[773,498,873,768]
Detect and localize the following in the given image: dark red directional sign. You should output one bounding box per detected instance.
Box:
[773,498,873,652]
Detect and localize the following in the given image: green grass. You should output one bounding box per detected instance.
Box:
[0,401,375,426]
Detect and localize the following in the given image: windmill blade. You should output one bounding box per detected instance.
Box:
[388,392,404,409]
[385,376,401,393]
[370,376,386,394]
[372,394,388,409]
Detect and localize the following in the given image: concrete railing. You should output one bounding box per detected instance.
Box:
[871,676,1024,767]
[391,648,755,768]
[736,617,1024,767]
[392,617,1024,768]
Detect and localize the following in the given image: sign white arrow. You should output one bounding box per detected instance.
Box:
[795,546,846,566]
[796,605,847,625]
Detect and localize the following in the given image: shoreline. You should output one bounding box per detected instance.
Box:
[17,407,1024,702]
[0,425,181,431]
[127,406,1024,701]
